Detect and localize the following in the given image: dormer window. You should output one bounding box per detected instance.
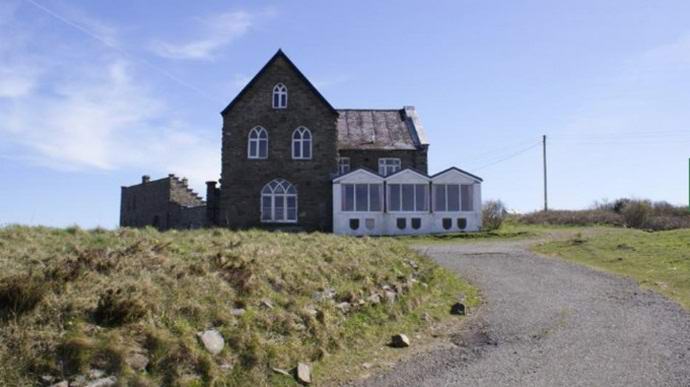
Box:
[272,83,287,109]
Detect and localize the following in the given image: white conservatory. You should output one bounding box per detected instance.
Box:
[332,167,483,236]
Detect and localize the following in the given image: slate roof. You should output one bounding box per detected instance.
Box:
[336,106,429,150]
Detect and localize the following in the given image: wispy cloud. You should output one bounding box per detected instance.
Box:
[1,60,218,178]
[151,11,254,60]
[0,6,219,188]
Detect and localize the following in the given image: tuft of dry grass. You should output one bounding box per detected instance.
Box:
[0,226,476,386]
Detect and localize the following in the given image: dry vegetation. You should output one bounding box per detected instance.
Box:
[0,226,476,386]
[518,199,690,231]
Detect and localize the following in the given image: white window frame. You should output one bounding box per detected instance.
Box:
[272,83,287,109]
[433,184,461,212]
[261,179,297,223]
[378,158,401,176]
[387,183,429,213]
[292,126,312,160]
[341,183,383,212]
[461,184,474,211]
[248,126,268,159]
[338,157,351,175]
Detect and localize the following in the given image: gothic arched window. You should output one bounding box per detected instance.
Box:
[272,83,287,109]
[248,126,268,159]
[261,178,297,223]
[292,126,312,159]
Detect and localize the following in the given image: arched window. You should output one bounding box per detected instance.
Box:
[261,178,297,223]
[292,127,312,159]
[248,126,268,159]
[272,83,287,109]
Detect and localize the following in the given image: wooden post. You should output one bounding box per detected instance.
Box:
[543,135,548,212]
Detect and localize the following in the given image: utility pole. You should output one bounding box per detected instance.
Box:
[543,135,548,212]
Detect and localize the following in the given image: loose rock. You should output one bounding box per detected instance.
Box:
[71,375,87,387]
[197,329,225,355]
[88,369,105,379]
[367,293,381,304]
[230,308,245,316]
[450,302,466,316]
[391,334,410,348]
[384,290,397,304]
[49,382,68,387]
[296,362,312,384]
[126,352,149,371]
[86,376,117,387]
[312,288,336,302]
[335,302,351,313]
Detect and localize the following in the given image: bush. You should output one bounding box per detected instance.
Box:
[622,200,652,229]
[482,200,507,231]
[0,275,47,319]
[519,210,624,227]
[93,286,148,326]
[519,198,690,231]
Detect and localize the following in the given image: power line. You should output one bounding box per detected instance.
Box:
[22,0,216,102]
[472,141,541,171]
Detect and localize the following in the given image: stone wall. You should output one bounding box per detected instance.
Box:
[120,175,207,230]
[338,147,428,175]
[219,54,339,231]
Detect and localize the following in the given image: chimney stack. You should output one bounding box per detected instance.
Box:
[142,175,150,184]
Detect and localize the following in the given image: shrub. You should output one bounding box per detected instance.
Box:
[622,200,652,229]
[93,287,148,326]
[519,210,624,227]
[482,200,507,231]
[0,275,47,319]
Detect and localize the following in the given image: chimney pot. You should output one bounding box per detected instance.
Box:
[142,175,150,183]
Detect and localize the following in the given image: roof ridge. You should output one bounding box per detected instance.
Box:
[337,108,403,111]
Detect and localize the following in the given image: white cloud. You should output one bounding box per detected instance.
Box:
[151,11,253,60]
[0,58,218,184]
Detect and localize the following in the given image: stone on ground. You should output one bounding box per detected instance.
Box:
[86,376,117,387]
[197,329,225,355]
[391,334,410,348]
[450,302,466,316]
[296,362,312,384]
[126,352,149,371]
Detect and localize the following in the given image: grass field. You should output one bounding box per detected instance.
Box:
[533,227,690,310]
[0,226,478,386]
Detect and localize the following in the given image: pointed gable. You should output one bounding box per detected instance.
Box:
[221,49,337,116]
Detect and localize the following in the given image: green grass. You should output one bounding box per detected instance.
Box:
[0,226,477,386]
[396,220,577,245]
[533,227,690,310]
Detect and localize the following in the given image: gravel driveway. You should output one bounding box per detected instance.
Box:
[358,240,690,387]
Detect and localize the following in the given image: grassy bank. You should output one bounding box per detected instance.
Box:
[534,227,690,310]
[0,226,477,386]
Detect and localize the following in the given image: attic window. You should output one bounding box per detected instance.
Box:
[378,158,401,176]
[337,157,351,175]
[273,83,287,109]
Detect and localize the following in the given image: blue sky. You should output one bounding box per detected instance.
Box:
[1,0,689,228]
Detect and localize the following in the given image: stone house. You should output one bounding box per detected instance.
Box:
[120,50,483,234]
